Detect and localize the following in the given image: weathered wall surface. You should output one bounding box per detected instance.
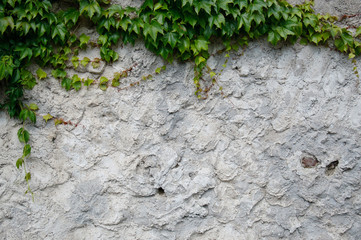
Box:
[1,1,361,239]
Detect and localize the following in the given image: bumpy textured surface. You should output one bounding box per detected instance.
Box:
[1,1,361,239]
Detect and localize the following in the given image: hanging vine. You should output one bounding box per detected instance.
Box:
[0,0,360,198]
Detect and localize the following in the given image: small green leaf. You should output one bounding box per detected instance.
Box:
[99,76,109,91]
[16,158,24,169]
[210,71,216,78]
[81,57,90,67]
[155,67,161,74]
[71,56,79,69]
[23,144,31,157]
[79,33,90,48]
[92,59,101,69]
[51,69,67,79]
[54,118,64,126]
[61,77,72,91]
[29,111,36,124]
[29,103,38,111]
[195,56,206,65]
[19,109,29,122]
[43,113,53,123]
[36,68,47,80]
[17,128,30,143]
[84,78,94,88]
[72,74,82,91]
[25,172,31,181]
[356,27,361,37]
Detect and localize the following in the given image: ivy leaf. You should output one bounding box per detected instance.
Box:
[356,26,361,37]
[191,38,209,54]
[268,30,281,45]
[18,47,33,61]
[61,77,72,91]
[250,0,267,13]
[181,0,193,7]
[310,33,323,45]
[16,158,24,169]
[341,32,353,47]
[36,68,47,80]
[29,103,38,111]
[23,144,31,157]
[178,38,190,54]
[79,33,90,48]
[72,74,82,91]
[217,0,232,13]
[81,57,90,67]
[43,113,53,123]
[238,12,251,33]
[84,78,94,88]
[334,38,347,52]
[144,21,164,42]
[51,69,67,79]
[63,8,80,25]
[92,58,101,68]
[209,13,225,29]
[51,23,67,42]
[99,76,109,91]
[195,55,206,65]
[71,56,79,69]
[193,0,212,15]
[107,4,125,18]
[25,172,31,181]
[163,32,178,49]
[17,128,30,143]
[79,0,101,19]
[19,109,29,122]
[29,110,36,124]
[275,26,294,40]
[210,71,216,78]
[0,16,14,34]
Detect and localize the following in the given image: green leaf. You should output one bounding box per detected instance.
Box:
[238,12,251,32]
[144,20,164,42]
[36,68,47,80]
[29,103,38,111]
[79,33,90,47]
[98,35,108,46]
[25,172,31,181]
[84,78,94,88]
[43,113,53,123]
[16,158,24,169]
[107,4,125,18]
[356,27,361,37]
[72,74,82,91]
[155,67,162,74]
[51,69,67,79]
[19,109,29,122]
[99,76,108,91]
[54,118,64,126]
[28,111,36,124]
[0,16,14,34]
[193,0,212,15]
[195,56,206,65]
[210,71,216,78]
[17,128,30,143]
[334,38,347,52]
[51,23,67,42]
[61,77,72,91]
[310,33,323,45]
[191,38,209,54]
[71,56,79,69]
[63,8,80,25]
[209,13,225,29]
[23,144,31,157]
[81,57,90,67]
[268,30,281,45]
[179,38,190,54]
[182,0,193,7]
[79,0,101,19]
[341,32,354,47]
[163,32,178,49]
[275,26,294,40]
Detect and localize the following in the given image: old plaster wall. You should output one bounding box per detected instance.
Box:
[1,1,361,239]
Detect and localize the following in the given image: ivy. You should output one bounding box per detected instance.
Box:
[0,0,360,199]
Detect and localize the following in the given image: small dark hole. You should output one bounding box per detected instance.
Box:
[157,187,165,195]
[326,160,339,170]
[326,160,339,176]
[52,137,56,142]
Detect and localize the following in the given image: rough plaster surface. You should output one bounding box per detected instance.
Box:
[1,1,361,239]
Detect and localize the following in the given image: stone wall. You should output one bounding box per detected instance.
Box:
[1,1,361,239]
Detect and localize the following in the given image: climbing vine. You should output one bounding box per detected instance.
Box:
[0,0,360,198]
